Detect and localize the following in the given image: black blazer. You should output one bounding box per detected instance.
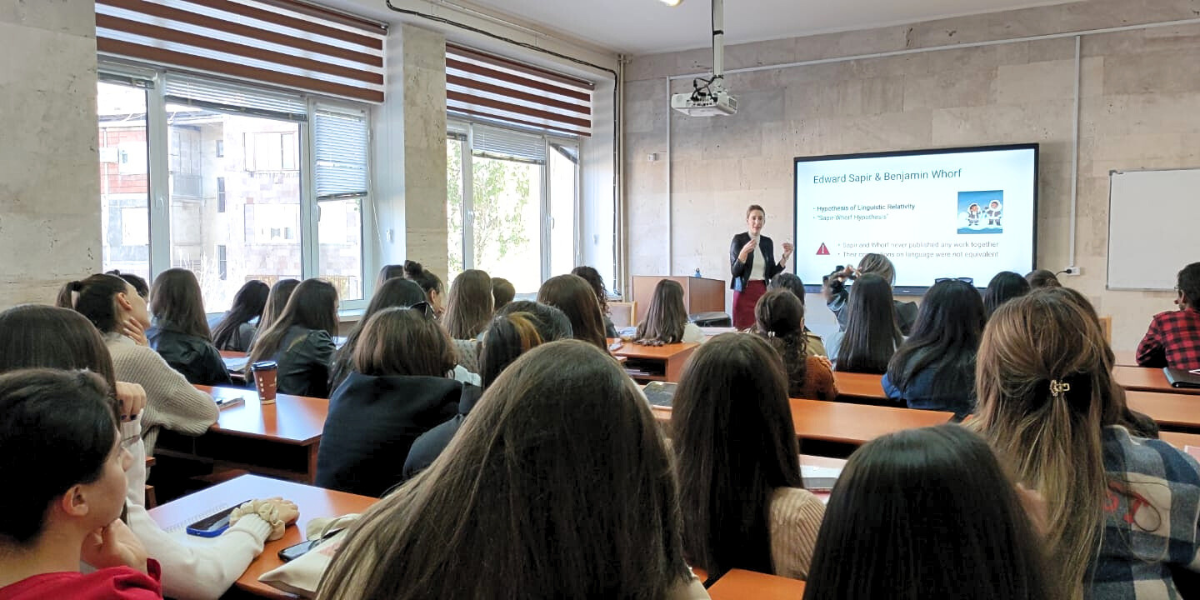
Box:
[149,322,233,387]
[729,232,784,291]
[271,325,337,398]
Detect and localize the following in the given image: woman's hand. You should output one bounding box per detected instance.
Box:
[121,317,149,347]
[779,242,794,265]
[739,237,759,261]
[114,381,147,421]
[81,519,150,574]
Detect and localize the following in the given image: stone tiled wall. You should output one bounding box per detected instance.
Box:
[0,0,100,306]
[400,25,449,279]
[625,0,1200,350]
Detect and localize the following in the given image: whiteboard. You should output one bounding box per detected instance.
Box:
[1107,169,1200,291]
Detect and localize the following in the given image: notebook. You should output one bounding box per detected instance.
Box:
[800,465,842,492]
[642,381,677,407]
[222,356,249,373]
[1164,368,1200,389]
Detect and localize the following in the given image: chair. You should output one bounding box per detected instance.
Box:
[1099,315,1113,345]
[609,301,636,328]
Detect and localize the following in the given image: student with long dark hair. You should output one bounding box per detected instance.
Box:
[673,333,824,582]
[802,425,1049,600]
[825,253,918,334]
[975,289,1200,599]
[317,340,704,600]
[635,279,704,346]
[258,279,300,337]
[59,274,217,454]
[402,301,573,479]
[0,370,160,599]
[882,280,985,418]
[375,264,405,290]
[572,265,617,337]
[107,270,149,299]
[212,280,270,352]
[328,278,427,393]
[834,273,903,374]
[769,273,827,356]
[491,277,515,313]
[754,290,837,401]
[316,307,461,497]
[537,274,609,351]
[442,269,493,340]
[402,260,446,318]
[146,269,231,386]
[246,279,339,398]
[1026,268,1062,289]
[982,271,1030,317]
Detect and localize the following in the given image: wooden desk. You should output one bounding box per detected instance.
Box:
[832,371,886,402]
[220,351,248,359]
[613,341,699,383]
[154,386,329,483]
[708,569,806,600]
[148,474,376,600]
[1160,431,1200,452]
[1125,390,1200,432]
[1115,366,1200,396]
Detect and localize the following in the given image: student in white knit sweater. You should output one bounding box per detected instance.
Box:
[59,274,218,454]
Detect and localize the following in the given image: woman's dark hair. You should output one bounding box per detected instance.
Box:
[571,266,610,316]
[376,264,406,290]
[769,273,806,305]
[836,273,903,374]
[0,305,119,396]
[635,279,689,344]
[442,270,493,340]
[213,280,270,350]
[1178,262,1200,308]
[352,307,456,378]
[754,289,810,398]
[330,278,428,390]
[491,278,516,312]
[403,260,444,295]
[886,280,986,401]
[57,273,134,334]
[0,369,120,546]
[150,268,213,341]
[480,302,572,389]
[318,340,690,600]
[983,272,1031,316]
[537,274,609,352]
[672,333,803,580]
[1025,269,1062,289]
[247,279,339,369]
[803,425,1048,600]
[260,279,301,335]
[105,270,149,298]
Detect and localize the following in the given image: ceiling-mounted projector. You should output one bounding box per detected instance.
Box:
[672,0,737,117]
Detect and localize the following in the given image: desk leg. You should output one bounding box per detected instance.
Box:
[305,444,319,485]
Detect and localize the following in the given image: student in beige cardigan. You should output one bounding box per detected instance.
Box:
[671,333,824,583]
[59,274,217,454]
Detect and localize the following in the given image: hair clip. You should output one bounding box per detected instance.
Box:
[1049,379,1071,398]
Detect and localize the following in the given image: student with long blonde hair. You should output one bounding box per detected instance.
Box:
[974,289,1200,599]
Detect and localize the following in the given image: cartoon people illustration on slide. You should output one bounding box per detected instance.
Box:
[957,190,1003,235]
[967,203,981,227]
[985,199,1002,227]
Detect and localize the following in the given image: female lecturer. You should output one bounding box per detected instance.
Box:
[729,204,794,329]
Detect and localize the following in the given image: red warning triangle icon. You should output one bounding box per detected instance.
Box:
[816,243,830,256]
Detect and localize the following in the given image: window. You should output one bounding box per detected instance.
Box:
[313,107,368,302]
[217,177,226,213]
[244,131,299,172]
[216,139,224,158]
[548,143,579,277]
[98,80,150,281]
[217,245,227,280]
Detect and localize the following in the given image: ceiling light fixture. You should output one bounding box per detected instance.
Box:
[660,0,683,6]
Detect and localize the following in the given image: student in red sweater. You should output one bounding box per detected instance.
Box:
[1137,262,1200,371]
[0,370,161,600]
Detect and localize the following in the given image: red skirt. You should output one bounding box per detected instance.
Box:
[733,280,768,330]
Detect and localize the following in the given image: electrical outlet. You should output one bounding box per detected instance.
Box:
[1063,266,1082,276]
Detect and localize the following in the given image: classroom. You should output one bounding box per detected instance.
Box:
[3,0,1200,598]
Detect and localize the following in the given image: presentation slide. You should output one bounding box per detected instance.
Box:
[793,145,1038,293]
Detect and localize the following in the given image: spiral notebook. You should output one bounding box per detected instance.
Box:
[161,501,242,536]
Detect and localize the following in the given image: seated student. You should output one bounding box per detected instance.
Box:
[982,271,1031,317]
[107,270,150,300]
[833,274,904,374]
[0,370,163,600]
[635,279,705,346]
[802,425,1049,600]
[212,280,269,352]
[824,253,918,335]
[443,270,493,341]
[257,279,300,339]
[754,290,838,401]
[146,269,232,387]
[572,266,618,338]
[882,280,985,418]
[491,277,515,313]
[1025,268,1062,289]
[0,305,296,600]
[328,278,428,392]
[402,260,446,319]
[673,333,826,582]
[375,264,405,290]
[316,307,462,497]
[402,301,573,479]
[975,289,1200,599]
[537,274,610,352]
[769,273,827,357]
[317,340,707,600]
[246,279,339,398]
[59,274,218,455]
[1137,262,1200,372]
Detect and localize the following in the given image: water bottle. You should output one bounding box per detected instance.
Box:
[694,268,702,278]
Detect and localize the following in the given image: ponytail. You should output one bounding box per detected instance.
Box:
[55,280,84,309]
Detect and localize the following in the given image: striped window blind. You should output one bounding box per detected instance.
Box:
[314,107,369,199]
[446,44,594,137]
[96,0,387,103]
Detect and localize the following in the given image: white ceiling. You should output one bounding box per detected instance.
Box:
[448,0,1080,55]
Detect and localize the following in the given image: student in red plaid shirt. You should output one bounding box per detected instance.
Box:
[1137,263,1200,371]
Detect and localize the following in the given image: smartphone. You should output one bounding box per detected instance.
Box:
[185,500,250,538]
[277,528,344,562]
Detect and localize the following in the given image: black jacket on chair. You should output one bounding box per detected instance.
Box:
[271,325,337,398]
[729,232,784,292]
[149,322,233,387]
